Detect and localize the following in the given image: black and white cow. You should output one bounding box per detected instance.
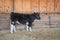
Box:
[10,12,40,33]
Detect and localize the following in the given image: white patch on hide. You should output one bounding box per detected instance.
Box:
[10,20,16,34]
[26,22,29,31]
[29,27,32,32]
[10,24,16,34]
[10,24,14,33]
[16,21,20,24]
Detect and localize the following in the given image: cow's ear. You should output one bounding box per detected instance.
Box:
[34,12,37,14]
[11,12,14,13]
[34,12,35,14]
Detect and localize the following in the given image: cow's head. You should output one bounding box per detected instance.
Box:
[33,12,40,20]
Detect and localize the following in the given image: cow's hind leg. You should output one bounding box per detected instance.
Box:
[26,22,32,32]
[28,23,32,32]
[10,24,14,33]
[29,27,32,32]
[10,21,16,33]
[13,25,16,32]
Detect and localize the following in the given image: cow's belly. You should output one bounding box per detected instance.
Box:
[16,20,28,24]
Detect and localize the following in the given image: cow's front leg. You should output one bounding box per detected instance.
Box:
[28,23,32,32]
[29,27,32,32]
[26,22,29,31]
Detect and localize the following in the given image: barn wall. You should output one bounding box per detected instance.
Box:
[47,0,54,13]
[0,0,3,12]
[55,0,60,13]
[31,0,39,12]
[0,13,10,30]
[14,0,23,13]
[0,0,60,30]
[0,0,60,13]
[0,0,12,13]
[14,0,60,13]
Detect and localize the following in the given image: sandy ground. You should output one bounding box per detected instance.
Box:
[0,28,60,40]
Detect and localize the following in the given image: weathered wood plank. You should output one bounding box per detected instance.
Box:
[0,13,10,20]
[4,0,12,13]
[40,0,47,13]
[47,0,54,13]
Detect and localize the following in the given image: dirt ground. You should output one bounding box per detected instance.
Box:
[0,28,60,40]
